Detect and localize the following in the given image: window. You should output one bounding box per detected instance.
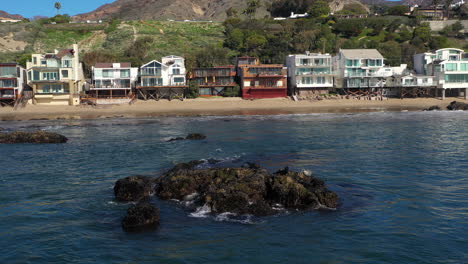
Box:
[173,68,181,75]
[445,74,468,83]
[33,70,40,81]
[33,57,37,65]
[41,60,46,66]
[0,79,16,88]
[302,77,312,84]
[102,70,113,78]
[61,70,69,78]
[63,59,72,68]
[174,77,185,84]
[200,88,211,95]
[316,77,325,84]
[460,63,468,71]
[376,60,382,66]
[142,78,162,87]
[42,72,58,80]
[445,63,458,71]
[0,66,16,77]
[120,69,130,78]
[422,78,428,83]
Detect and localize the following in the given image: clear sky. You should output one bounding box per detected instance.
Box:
[1,0,115,18]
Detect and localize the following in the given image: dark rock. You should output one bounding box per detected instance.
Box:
[207,159,221,164]
[114,176,154,202]
[167,137,185,142]
[122,202,160,232]
[0,131,68,144]
[185,133,206,140]
[167,133,207,142]
[154,161,339,217]
[242,162,261,170]
[447,101,468,110]
[424,105,441,111]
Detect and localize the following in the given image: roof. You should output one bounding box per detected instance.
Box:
[340,49,383,59]
[56,49,75,59]
[94,63,132,68]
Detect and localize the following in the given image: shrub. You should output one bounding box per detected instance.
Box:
[224,85,240,97]
[186,81,199,99]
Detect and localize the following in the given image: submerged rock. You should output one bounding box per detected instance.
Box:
[114,176,155,202]
[447,101,468,110]
[167,133,207,142]
[154,161,339,216]
[0,131,68,144]
[424,105,441,111]
[122,202,160,232]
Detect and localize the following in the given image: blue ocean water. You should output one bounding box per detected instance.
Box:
[0,111,467,264]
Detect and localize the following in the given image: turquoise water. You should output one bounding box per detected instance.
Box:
[0,112,467,264]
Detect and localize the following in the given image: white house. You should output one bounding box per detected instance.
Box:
[333,49,387,89]
[139,55,186,87]
[414,48,468,99]
[26,44,85,105]
[91,62,138,104]
[286,52,333,96]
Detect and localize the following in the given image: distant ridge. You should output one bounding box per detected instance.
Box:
[0,10,24,20]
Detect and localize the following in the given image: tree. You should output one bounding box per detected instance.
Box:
[245,33,267,52]
[413,23,431,43]
[309,0,330,18]
[225,28,244,50]
[386,5,409,16]
[186,81,199,99]
[243,0,261,19]
[195,45,232,67]
[379,41,401,66]
[54,2,62,15]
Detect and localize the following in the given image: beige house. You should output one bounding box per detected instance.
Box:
[27,44,85,105]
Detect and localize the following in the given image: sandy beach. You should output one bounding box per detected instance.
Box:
[0,97,466,121]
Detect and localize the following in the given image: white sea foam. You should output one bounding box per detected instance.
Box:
[189,204,212,218]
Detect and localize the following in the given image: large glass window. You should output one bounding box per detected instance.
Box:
[61,70,69,78]
[142,78,162,87]
[302,77,312,84]
[460,63,468,71]
[445,74,468,83]
[174,77,185,84]
[173,68,181,75]
[42,72,59,80]
[0,66,17,77]
[102,70,113,78]
[445,63,458,71]
[120,69,130,78]
[0,79,16,88]
[63,59,72,68]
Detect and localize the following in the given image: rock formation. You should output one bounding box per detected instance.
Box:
[167,133,206,142]
[0,131,68,144]
[122,202,160,232]
[114,176,155,202]
[447,101,468,110]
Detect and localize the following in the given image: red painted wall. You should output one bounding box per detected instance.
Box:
[242,88,287,99]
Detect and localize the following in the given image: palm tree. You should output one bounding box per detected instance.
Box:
[54,2,62,15]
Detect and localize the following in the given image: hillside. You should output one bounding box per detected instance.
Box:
[74,0,273,22]
[0,10,24,20]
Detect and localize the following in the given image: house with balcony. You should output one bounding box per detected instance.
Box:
[414,48,468,99]
[137,56,187,100]
[236,57,287,99]
[0,63,25,105]
[189,66,237,96]
[286,53,334,97]
[26,44,85,105]
[334,49,387,90]
[91,63,138,104]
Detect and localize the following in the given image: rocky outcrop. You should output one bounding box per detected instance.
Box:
[167,133,206,142]
[154,161,339,216]
[0,131,68,144]
[122,202,160,232]
[424,105,441,111]
[447,101,468,110]
[114,176,155,202]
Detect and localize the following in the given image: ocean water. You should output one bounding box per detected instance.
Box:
[0,111,467,264]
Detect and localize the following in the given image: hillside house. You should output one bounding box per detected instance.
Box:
[0,63,26,105]
[236,57,287,99]
[90,63,138,104]
[414,48,468,99]
[190,66,237,97]
[27,44,85,105]
[286,53,334,97]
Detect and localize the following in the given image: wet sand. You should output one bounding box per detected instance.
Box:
[0,98,466,121]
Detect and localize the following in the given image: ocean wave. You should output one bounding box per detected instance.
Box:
[189,204,211,218]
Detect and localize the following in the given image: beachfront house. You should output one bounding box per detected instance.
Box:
[414,48,468,99]
[26,44,85,105]
[136,55,187,100]
[0,63,26,106]
[236,57,287,99]
[286,52,334,97]
[189,66,238,97]
[91,63,138,104]
[333,49,386,90]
